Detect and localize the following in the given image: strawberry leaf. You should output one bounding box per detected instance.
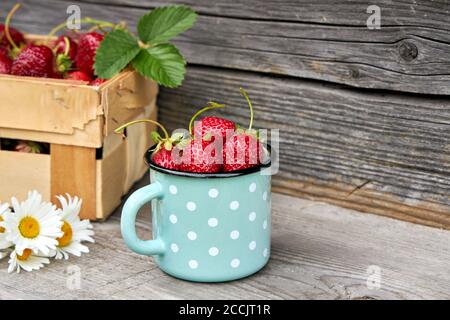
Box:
[94,29,141,79]
[138,5,197,44]
[132,43,186,88]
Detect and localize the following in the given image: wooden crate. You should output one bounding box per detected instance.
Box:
[0,64,158,220]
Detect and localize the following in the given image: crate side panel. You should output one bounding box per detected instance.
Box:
[97,141,127,220]
[123,103,157,193]
[102,71,158,136]
[0,151,50,202]
[0,77,101,135]
[0,117,104,148]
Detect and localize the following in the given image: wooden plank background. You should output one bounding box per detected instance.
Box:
[1,0,449,228]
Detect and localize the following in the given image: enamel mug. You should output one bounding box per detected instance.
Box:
[121,148,272,282]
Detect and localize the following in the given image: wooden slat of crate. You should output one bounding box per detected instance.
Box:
[123,103,157,193]
[0,150,50,203]
[0,118,103,149]
[50,145,97,220]
[0,75,101,135]
[96,140,127,220]
[102,70,158,136]
[0,69,157,148]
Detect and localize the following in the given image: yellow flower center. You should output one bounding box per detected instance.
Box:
[57,221,73,247]
[18,216,40,238]
[0,216,5,233]
[17,248,32,261]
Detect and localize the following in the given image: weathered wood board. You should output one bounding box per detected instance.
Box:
[0,177,449,299]
[1,0,449,228]
[3,0,450,94]
[158,67,450,229]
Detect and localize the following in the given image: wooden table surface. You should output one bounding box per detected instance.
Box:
[0,175,449,300]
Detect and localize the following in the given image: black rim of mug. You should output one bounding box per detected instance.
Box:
[144,144,273,178]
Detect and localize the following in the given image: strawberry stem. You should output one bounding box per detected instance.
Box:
[188,102,225,136]
[4,3,21,51]
[47,17,117,43]
[114,119,169,140]
[63,36,70,56]
[240,87,254,131]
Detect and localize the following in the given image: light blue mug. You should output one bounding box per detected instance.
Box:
[121,148,272,282]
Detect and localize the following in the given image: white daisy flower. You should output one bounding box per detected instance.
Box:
[53,194,94,260]
[0,202,13,251]
[8,248,50,273]
[2,190,63,255]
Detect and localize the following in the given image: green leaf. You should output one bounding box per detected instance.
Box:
[94,29,141,79]
[138,5,197,44]
[132,43,186,88]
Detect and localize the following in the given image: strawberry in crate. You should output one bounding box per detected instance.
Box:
[0,3,197,89]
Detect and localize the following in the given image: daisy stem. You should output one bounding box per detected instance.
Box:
[5,3,21,51]
[188,102,225,136]
[114,119,169,140]
[239,87,254,131]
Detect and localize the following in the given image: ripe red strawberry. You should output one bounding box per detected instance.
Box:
[0,46,9,57]
[11,45,55,78]
[152,148,180,170]
[0,24,25,49]
[222,88,266,172]
[223,133,263,172]
[66,71,92,82]
[0,50,12,74]
[193,116,235,145]
[76,32,104,77]
[89,78,107,86]
[179,139,222,173]
[54,35,77,61]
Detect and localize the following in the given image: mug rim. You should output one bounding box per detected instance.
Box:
[144,144,273,178]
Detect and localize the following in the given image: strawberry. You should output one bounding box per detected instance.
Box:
[223,133,263,172]
[0,24,24,50]
[11,45,55,78]
[54,35,77,61]
[0,46,9,57]
[114,119,185,171]
[152,148,180,170]
[0,50,12,74]
[179,139,222,173]
[193,116,235,145]
[66,71,92,82]
[76,32,104,78]
[89,78,107,86]
[223,88,265,172]
[54,35,77,73]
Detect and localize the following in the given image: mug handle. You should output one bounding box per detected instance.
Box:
[121,182,166,256]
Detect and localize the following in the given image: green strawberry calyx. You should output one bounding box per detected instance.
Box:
[55,37,73,73]
[114,119,183,154]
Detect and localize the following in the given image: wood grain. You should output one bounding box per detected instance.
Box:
[0,0,449,227]
[51,144,97,220]
[77,0,450,27]
[0,150,51,202]
[157,66,450,228]
[0,179,449,300]
[2,0,450,93]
